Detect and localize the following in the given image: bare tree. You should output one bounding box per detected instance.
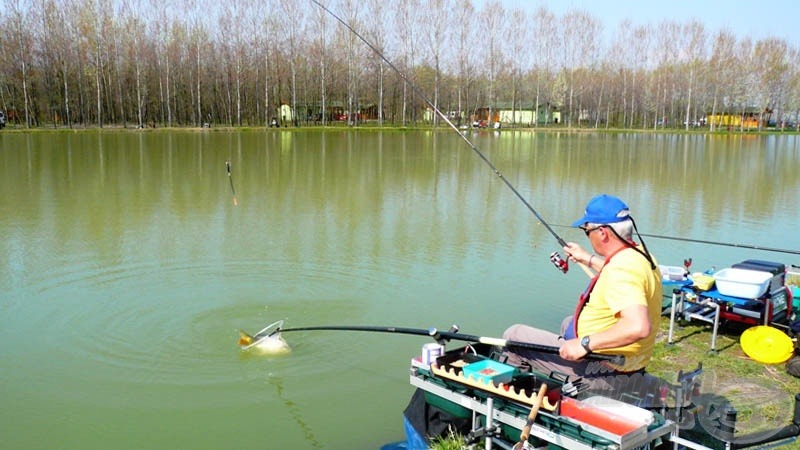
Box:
[227,0,251,126]
[364,0,389,125]
[504,6,529,127]
[630,25,651,127]
[5,0,36,127]
[309,1,330,126]
[708,30,737,131]
[682,20,707,130]
[559,11,601,127]
[393,0,420,125]
[280,0,306,127]
[733,37,756,131]
[339,0,364,126]
[72,0,105,126]
[453,0,476,127]
[185,0,209,126]
[117,0,147,128]
[150,0,168,126]
[479,0,505,127]
[419,0,448,126]
[531,7,556,126]
[258,3,278,127]
[38,0,72,127]
[783,46,800,130]
[752,37,790,129]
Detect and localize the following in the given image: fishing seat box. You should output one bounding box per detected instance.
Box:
[731,260,786,293]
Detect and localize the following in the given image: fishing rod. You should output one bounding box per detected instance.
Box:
[225,160,239,206]
[263,324,622,363]
[310,0,582,275]
[548,223,800,256]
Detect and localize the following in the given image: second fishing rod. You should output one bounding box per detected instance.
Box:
[310,0,583,276]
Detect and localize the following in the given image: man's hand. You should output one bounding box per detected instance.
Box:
[563,242,591,265]
[559,338,589,361]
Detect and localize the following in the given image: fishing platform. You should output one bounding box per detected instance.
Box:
[404,341,800,449]
[406,342,690,449]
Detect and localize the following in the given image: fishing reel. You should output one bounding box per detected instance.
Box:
[550,251,569,273]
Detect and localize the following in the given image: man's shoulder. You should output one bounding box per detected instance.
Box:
[604,248,660,285]
[609,246,656,267]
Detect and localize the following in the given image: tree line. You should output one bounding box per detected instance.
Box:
[2,0,799,131]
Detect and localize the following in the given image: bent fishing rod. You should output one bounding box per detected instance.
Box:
[310,0,583,275]
[263,324,621,363]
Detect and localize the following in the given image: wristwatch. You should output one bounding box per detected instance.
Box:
[580,335,592,354]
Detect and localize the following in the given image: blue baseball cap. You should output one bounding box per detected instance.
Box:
[571,194,630,227]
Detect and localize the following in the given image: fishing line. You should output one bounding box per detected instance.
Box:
[225,160,239,206]
[309,0,568,251]
[638,232,800,256]
[548,223,800,256]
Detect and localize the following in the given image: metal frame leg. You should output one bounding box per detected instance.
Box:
[668,289,684,345]
[709,300,720,351]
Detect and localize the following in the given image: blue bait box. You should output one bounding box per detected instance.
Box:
[462,359,516,385]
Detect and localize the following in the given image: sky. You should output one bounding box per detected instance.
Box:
[477,0,799,44]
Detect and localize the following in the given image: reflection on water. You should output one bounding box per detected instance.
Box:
[268,375,322,449]
[0,130,798,449]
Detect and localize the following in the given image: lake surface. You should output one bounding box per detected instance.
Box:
[1,129,799,449]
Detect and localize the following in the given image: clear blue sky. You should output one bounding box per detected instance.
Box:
[479,0,799,44]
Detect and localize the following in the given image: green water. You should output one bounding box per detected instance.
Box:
[1,130,799,449]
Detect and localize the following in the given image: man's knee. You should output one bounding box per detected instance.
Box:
[502,324,524,340]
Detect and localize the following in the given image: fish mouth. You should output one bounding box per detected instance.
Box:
[238,322,291,355]
[238,330,254,346]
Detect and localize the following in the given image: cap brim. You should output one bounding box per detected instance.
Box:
[571,217,589,228]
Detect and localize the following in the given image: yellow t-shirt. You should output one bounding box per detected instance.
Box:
[576,246,662,371]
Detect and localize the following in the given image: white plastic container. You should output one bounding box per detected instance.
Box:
[659,265,686,281]
[713,268,772,298]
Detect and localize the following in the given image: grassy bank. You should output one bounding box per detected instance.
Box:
[648,316,800,449]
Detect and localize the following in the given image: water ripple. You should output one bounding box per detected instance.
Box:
[6,257,386,408]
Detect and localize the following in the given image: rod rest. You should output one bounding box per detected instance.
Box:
[724,393,800,449]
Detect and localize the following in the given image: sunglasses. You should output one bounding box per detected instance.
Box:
[581,226,605,237]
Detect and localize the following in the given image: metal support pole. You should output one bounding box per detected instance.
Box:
[485,396,494,450]
[710,301,721,351]
[668,289,681,344]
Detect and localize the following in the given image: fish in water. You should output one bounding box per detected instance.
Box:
[238,330,292,355]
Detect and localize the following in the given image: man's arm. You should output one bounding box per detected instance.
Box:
[559,304,650,360]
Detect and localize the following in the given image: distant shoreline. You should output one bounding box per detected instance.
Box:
[2,125,799,135]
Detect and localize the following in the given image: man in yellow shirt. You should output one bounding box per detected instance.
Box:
[503,194,662,388]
